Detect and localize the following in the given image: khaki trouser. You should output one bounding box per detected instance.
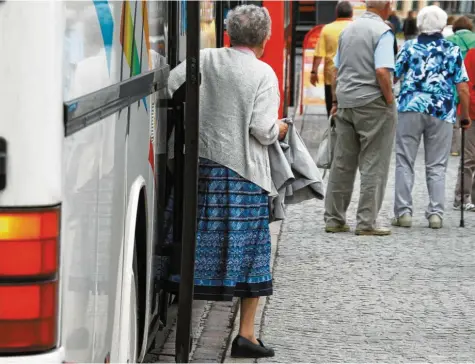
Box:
[454,123,475,205]
[324,97,397,230]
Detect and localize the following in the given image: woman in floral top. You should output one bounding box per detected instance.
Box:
[391,6,471,229]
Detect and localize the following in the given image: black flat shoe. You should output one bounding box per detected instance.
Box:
[230,335,275,358]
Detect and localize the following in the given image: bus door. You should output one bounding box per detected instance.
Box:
[174,1,201,362]
[154,0,182,338]
[154,1,201,362]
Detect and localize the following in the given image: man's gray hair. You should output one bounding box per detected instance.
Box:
[366,0,391,9]
[226,5,271,47]
[417,5,448,34]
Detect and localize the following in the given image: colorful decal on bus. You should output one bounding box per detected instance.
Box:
[93,0,114,74]
[119,0,155,172]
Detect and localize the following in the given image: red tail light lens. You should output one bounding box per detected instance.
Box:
[0,210,58,277]
[0,208,59,353]
[0,282,57,352]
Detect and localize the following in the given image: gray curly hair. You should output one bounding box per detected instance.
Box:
[226,5,271,47]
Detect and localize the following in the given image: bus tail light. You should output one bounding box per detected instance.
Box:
[0,208,59,353]
[0,210,58,277]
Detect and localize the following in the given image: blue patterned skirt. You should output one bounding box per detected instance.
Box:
[165,158,273,301]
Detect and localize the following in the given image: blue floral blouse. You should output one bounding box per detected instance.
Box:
[395,34,469,123]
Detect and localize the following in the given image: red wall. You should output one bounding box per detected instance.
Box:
[223,1,288,118]
[261,1,285,118]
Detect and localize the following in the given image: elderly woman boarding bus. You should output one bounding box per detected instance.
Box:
[167,5,287,359]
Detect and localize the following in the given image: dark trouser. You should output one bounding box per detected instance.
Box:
[324,84,332,117]
[324,97,397,230]
[454,123,475,205]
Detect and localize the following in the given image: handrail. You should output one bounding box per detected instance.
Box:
[175,1,200,362]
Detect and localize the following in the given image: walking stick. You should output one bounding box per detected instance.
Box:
[460,119,470,227]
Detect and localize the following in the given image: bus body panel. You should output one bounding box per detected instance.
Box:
[62,2,128,362]
[0,348,65,364]
[61,1,157,362]
[122,2,158,354]
[61,120,123,363]
[0,1,63,207]
[0,1,159,362]
[0,0,171,362]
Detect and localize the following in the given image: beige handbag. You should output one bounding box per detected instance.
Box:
[316,115,336,177]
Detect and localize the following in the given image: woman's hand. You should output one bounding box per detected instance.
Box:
[461,118,472,129]
[278,121,289,141]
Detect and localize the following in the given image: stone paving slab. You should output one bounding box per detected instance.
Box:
[145,300,211,362]
[255,112,475,363]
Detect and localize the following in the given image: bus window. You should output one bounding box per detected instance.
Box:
[63,2,115,101]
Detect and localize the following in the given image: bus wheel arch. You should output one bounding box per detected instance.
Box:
[116,177,148,363]
[134,186,147,360]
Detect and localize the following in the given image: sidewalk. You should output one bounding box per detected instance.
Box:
[224,110,475,362]
[148,222,282,363]
[152,108,475,363]
[223,221,282,364]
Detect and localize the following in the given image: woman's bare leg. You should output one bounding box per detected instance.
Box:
[239,297,260,344]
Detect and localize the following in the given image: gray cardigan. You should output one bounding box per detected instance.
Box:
[167,47,280,192]
[268,121,325,221]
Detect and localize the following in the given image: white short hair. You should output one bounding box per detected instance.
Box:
[417,5,448,34]
[226,5,271,47]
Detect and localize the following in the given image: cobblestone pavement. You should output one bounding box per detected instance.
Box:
[149,224,281,363]
[258,112,475,363]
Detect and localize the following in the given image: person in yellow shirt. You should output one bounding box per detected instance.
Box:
[311,1,353,116]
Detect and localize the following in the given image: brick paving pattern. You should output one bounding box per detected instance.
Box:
[258,113,475,363]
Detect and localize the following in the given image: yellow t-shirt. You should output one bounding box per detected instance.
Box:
[314,19,352,85]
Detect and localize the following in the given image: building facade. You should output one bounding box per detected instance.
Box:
[396,0,475,16]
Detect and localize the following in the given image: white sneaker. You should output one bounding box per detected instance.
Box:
[428,215,443,229]
[391,213,412,228]
[453,203,475,211]
[465,203,475,211]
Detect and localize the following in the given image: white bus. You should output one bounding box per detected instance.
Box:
[0,1,173,362]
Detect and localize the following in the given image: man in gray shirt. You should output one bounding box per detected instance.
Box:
[324,0,396,236]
